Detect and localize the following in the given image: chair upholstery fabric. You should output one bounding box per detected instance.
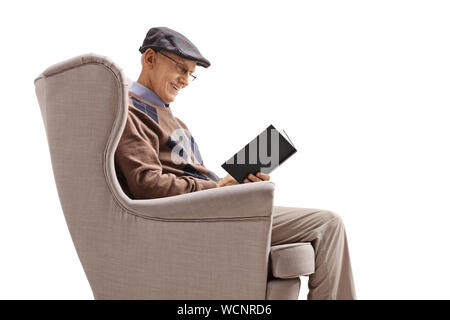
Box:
[270,243,315,279]
[266,278,301,300]
[34,53,311,299]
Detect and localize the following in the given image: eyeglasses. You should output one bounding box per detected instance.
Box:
[157,51,197,82]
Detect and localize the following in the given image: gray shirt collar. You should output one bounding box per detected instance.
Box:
[129,82,169,108]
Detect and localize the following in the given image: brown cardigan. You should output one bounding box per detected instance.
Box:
[114,91,219,199]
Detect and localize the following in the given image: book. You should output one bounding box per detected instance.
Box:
[221,124,297,183]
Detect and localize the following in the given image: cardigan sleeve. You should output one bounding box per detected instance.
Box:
[115,111,218,200]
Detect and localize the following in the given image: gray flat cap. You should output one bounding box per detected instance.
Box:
[139,27,211,68]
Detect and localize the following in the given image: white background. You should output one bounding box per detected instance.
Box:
[1,0,449,299]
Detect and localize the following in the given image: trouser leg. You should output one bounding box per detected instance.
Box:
[271,206,356,300]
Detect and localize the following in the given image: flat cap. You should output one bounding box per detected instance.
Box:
[139,27,211,68]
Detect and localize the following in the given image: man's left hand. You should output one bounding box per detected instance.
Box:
[244,172,270,183]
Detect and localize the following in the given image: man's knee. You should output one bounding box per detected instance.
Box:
[316,209,344,227]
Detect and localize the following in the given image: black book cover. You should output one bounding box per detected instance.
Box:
[221,124,297,183]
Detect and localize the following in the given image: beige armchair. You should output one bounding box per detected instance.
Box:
[34,54,314,299]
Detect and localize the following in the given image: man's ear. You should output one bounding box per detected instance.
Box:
[144,48,157,69]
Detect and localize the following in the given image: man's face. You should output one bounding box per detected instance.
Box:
[148,50,197,104]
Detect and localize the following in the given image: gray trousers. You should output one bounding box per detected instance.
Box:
[271,206,356,300]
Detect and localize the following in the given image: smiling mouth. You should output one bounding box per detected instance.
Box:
[170,82,180,92]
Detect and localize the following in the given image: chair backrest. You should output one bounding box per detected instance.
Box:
[35,53,131,214]
[34,54,131,294]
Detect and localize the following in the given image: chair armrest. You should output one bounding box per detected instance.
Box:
[118,181,275,221]
[100,186,275,299]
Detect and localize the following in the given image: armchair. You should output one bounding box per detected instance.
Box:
[34,54,313,299]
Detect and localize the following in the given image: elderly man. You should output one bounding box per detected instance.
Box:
[114,27,356,300]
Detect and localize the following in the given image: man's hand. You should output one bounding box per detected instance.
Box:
[243,172,270,183]
[217,174,239,187]
[217,172,270,187]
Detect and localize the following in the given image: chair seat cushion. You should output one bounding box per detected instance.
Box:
[269,243,315,279]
